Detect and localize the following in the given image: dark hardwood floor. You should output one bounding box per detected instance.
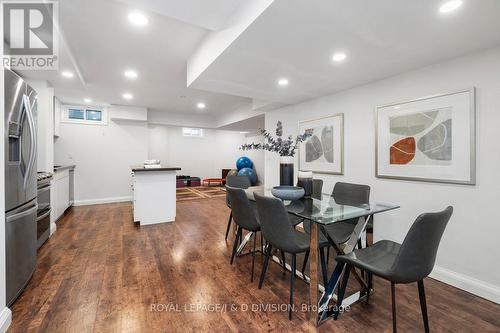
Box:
[8,198,500,332]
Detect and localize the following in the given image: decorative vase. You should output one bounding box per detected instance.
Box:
[280,156,294,186]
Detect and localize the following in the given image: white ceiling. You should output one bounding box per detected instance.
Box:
[218,114,265,132]
[20,0,250,115]
[190,0,500,104]
[19,0,500,119]
[114,0,245,30]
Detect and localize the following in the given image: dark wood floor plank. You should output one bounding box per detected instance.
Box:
[7,198,500,333]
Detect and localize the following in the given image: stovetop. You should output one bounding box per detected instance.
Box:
[37,172,53,183]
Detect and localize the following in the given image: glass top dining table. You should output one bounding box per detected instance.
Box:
[244,186,400,326]
[245,186,399,225]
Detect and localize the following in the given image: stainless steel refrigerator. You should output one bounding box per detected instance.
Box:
[4,69,38,306]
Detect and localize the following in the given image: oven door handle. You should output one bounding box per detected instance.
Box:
[38,183,51,192]
[37,209,51,221]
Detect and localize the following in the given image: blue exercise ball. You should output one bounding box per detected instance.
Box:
[236,156,253,171]
[238,167,257,185]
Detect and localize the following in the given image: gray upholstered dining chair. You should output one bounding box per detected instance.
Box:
[224,176,251,240]
[323,182,371,246]
[312,179,324,200]
[334,206,453,333]
[289,179,324,228]
[226,186,261,282]
[254,193,328,320]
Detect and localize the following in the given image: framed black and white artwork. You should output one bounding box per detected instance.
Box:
[298,114,344,174]
[375,88,476,185]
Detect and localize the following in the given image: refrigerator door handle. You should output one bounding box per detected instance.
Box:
[22,94,37,190]
[6,203,38,223]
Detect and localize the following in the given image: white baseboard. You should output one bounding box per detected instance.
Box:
[0,307,11,333]
[431,265,500,304]
[73,196,132,206]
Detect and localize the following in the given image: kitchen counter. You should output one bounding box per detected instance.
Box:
[131,166,180,226]
[53,164,76,172]
[131,166,181,172]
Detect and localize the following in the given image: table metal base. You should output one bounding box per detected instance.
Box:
[233,218,373,326]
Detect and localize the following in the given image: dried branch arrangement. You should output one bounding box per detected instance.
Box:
[240,121,313,157]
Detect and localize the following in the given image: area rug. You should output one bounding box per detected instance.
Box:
[176,186,226,202]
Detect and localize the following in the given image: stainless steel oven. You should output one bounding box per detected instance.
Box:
[37,173,52,249]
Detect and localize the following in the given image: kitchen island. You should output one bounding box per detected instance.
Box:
[131,166,181,225]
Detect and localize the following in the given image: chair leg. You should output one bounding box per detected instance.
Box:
[326,246,330,266]
[357,239,365,280]
[230,226,241,264]
[251,232,256,282]
[366,273,373,304]
[281,250,287,273]
[418,280,430,333]
[333,266,350,320]
[289,254,296,320]
[301,250,309,277]
[260,232,264,253]
[319,247,328,286]
[224,211,232,240]
[391,282,397,333]
[259,243,272,289]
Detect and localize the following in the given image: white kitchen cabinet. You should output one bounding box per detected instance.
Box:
[53,169,70,221]
[53,96,61,137]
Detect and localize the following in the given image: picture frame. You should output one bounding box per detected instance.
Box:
[298,113,344,175]
[375,88,476,185]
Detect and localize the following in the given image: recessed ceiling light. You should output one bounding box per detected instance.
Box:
[84,98,92,103]
[332,52,347,62]
[197,102,206,109]
[122,93,133,100]
[128,11,148,26]
[278,78,289,86]
[61,71,74,78]
[124,70,138,79]
[439,0,463,13]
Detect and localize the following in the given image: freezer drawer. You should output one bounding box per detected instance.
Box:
[6,200,37,306]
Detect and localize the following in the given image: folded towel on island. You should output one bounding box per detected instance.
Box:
[143,159,160,165]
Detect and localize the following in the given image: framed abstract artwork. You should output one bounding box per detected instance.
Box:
[298,114,344,174]
[375,88,476,185]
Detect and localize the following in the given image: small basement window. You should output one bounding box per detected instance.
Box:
[86,109,102,121]
[62,105,107,125]
[182,127,203,137]
[68,108,85,120]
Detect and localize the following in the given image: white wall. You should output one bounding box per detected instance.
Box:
[54,116,148,205]
[55,113,250,204]
[244,133,265,185]
[265,47,500,303]
[148,125,246,179]
[109,105,147,122]
[148,110,216,128]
